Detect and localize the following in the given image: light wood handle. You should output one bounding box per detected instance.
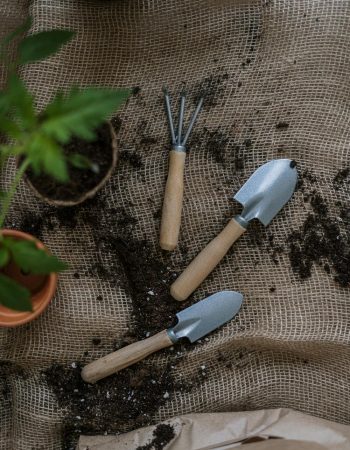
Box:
[170,219,246,301]
[81,330,173,383]
[160,151,186,251]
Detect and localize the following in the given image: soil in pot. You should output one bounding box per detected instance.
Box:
[25,122,115,204]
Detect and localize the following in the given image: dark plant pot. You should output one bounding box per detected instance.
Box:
[0,229,58,327]
[23,121,118,207]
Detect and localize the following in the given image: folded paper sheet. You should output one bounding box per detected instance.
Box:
[77,408,350,450]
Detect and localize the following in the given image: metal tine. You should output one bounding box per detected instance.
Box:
[163,86,176,145]
[177,88,186,145]
[181,96,204,146]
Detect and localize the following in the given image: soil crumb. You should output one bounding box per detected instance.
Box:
[44,363,181,450]
[25,123,113,202]
[136,423,175,450]
[276,122,289,129]
[288,192,350,286]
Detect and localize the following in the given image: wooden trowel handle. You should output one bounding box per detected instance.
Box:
[160,151,186,251]
[170,218,246,301]
[81,330,173,383]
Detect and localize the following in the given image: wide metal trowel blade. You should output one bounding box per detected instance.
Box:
[170,291,243,343]
[234,159,298,226]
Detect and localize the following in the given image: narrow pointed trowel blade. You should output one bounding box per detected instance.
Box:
[234,159,298,226]
[169,291,243,343]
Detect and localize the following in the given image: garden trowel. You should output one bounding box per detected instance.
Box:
[171,159,298,301]
[81,291,243,383]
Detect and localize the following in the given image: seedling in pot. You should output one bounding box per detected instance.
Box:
[0,18,130,313]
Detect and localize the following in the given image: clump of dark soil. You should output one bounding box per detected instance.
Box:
[25,123,113,202]
[275,121,289,129]
[295,169,317,194]
[136,423,175,450]
[288,192,350,286]
[18,212,45,240]
[44,362,182,450]
[0,362,27,411]
[333,168,349,190]
[120,149,143,169]
[192,72,229,108]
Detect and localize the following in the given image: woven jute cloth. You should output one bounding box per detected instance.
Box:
[1,1,350,449]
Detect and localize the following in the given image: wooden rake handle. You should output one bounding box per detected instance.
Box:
[160,151,186,251]
[170,218,246,301]
[81,330,173,383]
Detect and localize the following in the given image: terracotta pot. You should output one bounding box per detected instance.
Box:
[23,121,118,206]
[0,229,58,327]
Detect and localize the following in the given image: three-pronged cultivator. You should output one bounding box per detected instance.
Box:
[160,88,204,251]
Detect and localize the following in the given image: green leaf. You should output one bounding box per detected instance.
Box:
[0,117,22,139]
[27,133,68,182]
[68,154,99,173]
[41,87,130,144]
[0,247,9,268]
[42,143,68,182]
[5,74,36,130]
[8,240,68,274]
[0,274,32,311]
[0,145,13,164]
[1,17,32,47]
[18,30,75,65]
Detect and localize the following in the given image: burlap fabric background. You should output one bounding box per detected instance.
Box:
[1,0,350,449]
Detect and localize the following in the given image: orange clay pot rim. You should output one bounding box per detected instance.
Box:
[0,229,58,327]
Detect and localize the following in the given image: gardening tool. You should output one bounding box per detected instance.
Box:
[160,87,204,251]
[170,159,298,301]
[81,290,243,383]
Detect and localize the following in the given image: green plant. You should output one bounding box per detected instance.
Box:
[0,18,130,311]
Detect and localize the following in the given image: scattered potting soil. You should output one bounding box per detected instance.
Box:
[245,221,284,266]
[191,127,229,164]
[188,127,247,170]
[135,423,175,450]
[92,236,190,340]
[288,192,350,286]
[25,123,113,202]
[240,168,350,286]
[0,362,27,412]
[120,149,144,169]
[333,167,350,190]
[29,194,203,449]
[192,72,229,108]
[17,212,45,240]
[43,362,182,450]
[245,16,261,53]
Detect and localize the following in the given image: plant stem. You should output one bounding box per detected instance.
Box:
[0,158,30,230]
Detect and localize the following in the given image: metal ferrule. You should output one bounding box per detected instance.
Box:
[233,214,249,229]
[172,144,186,152]
[166,328,179,344]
